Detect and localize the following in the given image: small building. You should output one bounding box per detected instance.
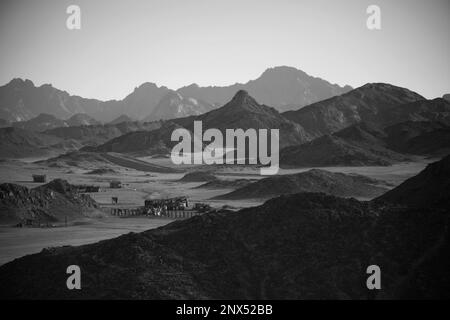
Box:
[110,180,121,188]
[32,174,46,183]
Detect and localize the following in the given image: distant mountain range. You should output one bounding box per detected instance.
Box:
[11,113,100,132]
[1,156,448,299]
[2,81,449,163]
[0,127,70,158]
[89,90,311,155]
[0,66,351,122]
[144,91,214,121]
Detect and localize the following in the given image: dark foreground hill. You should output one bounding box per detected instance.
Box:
[0,157,448,299]
[0,179,100,225]
[376,154,450,208]
[215,169,388,200]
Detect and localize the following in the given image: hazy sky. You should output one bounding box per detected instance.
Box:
[0,0,449,100]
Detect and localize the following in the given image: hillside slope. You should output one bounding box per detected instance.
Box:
[0,179,99,225]
[215,169,388,200]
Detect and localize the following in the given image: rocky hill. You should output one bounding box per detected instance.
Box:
[108,115,134,125]
[216,169,388,200]
[0,157,449,299]
[381,98,450,126]
[282,83,425,138]
[0,127,64,158]
[12,113,68,132]
[144,91,214,121]
[0,188,447,298]
[280,121,449,167]
[44,121,162,146]
[376,154,450,208]
[91,121,185,155]
[179,171,217,182]
[384,121,450,156]
[66,113,100,127]
[175,90,311,149]
[0,179,100,225]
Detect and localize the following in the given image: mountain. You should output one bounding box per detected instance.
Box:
[216,169,388,200]
[282,83,425,138]
[280,122,410,167]
[91,122,186,155]
[144,91,214,121]
[0,67,350,122]
[0,179,100,225]
[66,113,100,126]
[0,79,105,122]
[178,66,352,112]
[12,113,100,132]
[381,98,450,126]
[0,78,166,123]
[108,114,134,125]
[175,90,311,149]
[376,154,450,208]
[44,121,162,146]
[0,127,63,158]
[384,121,450,156]
[12,113,68,132]
[1,164,448,299]
[121,82,170,120]
[91,91,311,156]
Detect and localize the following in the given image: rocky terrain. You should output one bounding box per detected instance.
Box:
[179,171,218,182]
[174,90,311,149]
[0,156,448,299]
[216,169,388,200]
[280,121,449,167]
[376,154,450,208]
[0,127,66,158]
[44,121,162,146]
[38,151,179,173]
[282,83,426,138]
[280,124,407,167]
[178,66,352,112]
[144,91,214,121]
[0,179,100,225]
[12,113,68,132]
[0,67,351,123]
[89,122,186,155]
[195,178,256,190]
[108,115,134,125]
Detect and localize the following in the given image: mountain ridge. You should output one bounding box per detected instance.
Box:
[0,66,352,122]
